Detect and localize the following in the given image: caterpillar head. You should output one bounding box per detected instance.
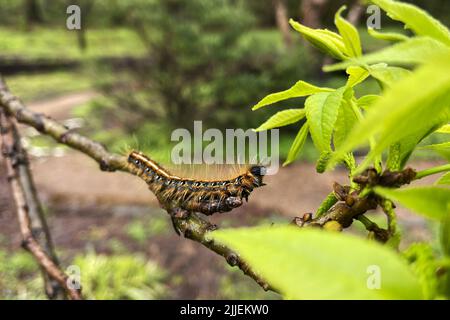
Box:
[250,165,266,177]
[249,165,266,187]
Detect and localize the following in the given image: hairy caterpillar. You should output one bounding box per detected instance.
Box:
[128,151,266,215]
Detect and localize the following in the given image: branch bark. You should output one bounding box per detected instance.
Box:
[169,208,273,291]
[292,167,416,243]
[0,77,273,293]
[0,109,81,300]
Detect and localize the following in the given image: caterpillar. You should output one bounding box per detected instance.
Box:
[128,151,266,215]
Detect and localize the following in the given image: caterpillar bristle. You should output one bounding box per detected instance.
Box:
[128,150,266,215]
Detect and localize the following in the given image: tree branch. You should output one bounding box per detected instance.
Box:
[0,77,273,293]
[169,208,273,291]
[292,167,416,243]
[0,110,81,300]
[0,79,126,172]
[1,102,65,298]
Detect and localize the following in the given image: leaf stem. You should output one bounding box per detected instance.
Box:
[356,215,377,230]
[356,215,390,243]
[415,164,450,180]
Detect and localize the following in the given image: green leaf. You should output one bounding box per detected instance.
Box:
[335,6,362,57]
[315,192,338,217]
[345,63,411,89]
[386,143,402,171]
[289,19,349,59]
[357,94,381,109]
[371,0,450,46]
[419,142,450,161]
[368,27,409,42]
[441,216,450,256]
[254,109,305,132]
[209,226,423,299]
[386,126,436,170]
[252,81,333,110]
[305,88,345,152]
[329,54,450,172]
[403,243,440,299]
[316,151,333,173]
[436,124,450,134]
[334,98,358,149]
[436,172,450,185]
[420,142,450,151]
[368,63,412,87]
[374,186,450,220]
[346,66,369,87]
[283,123,309,166]
[324,37,450,71]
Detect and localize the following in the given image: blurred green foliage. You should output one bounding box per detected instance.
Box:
[3,0,446,165]
[126,216,170,244]
[74,252,168,300]
[75,0,316,164]
[0,27,145,59]
[218,265,280,300]
[0,249,169,300]
[1,0,448,29]
[0,250,46,299]
[402,243,443,299]
[6,70,98,101]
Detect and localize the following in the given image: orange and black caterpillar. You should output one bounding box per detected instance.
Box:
[128,151,266,215]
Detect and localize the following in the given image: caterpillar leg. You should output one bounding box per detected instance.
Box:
[167,195,242,235]
[195,196,243,215]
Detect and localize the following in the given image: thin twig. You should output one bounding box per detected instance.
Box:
[170,208,273,291]
[0,78,126,172]
[0,110,81,300]
[1,104,64,298]
[356,215,389,243]
[0,77,273,293]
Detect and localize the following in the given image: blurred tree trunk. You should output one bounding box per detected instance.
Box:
[348,1,365,25]
[70,0,94,52]
[77,28,87,51]
[272,0,292,47]
[24,0,44,30]
[78,1,94,52]
[298,0,328,74]
[299,0,327,28]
